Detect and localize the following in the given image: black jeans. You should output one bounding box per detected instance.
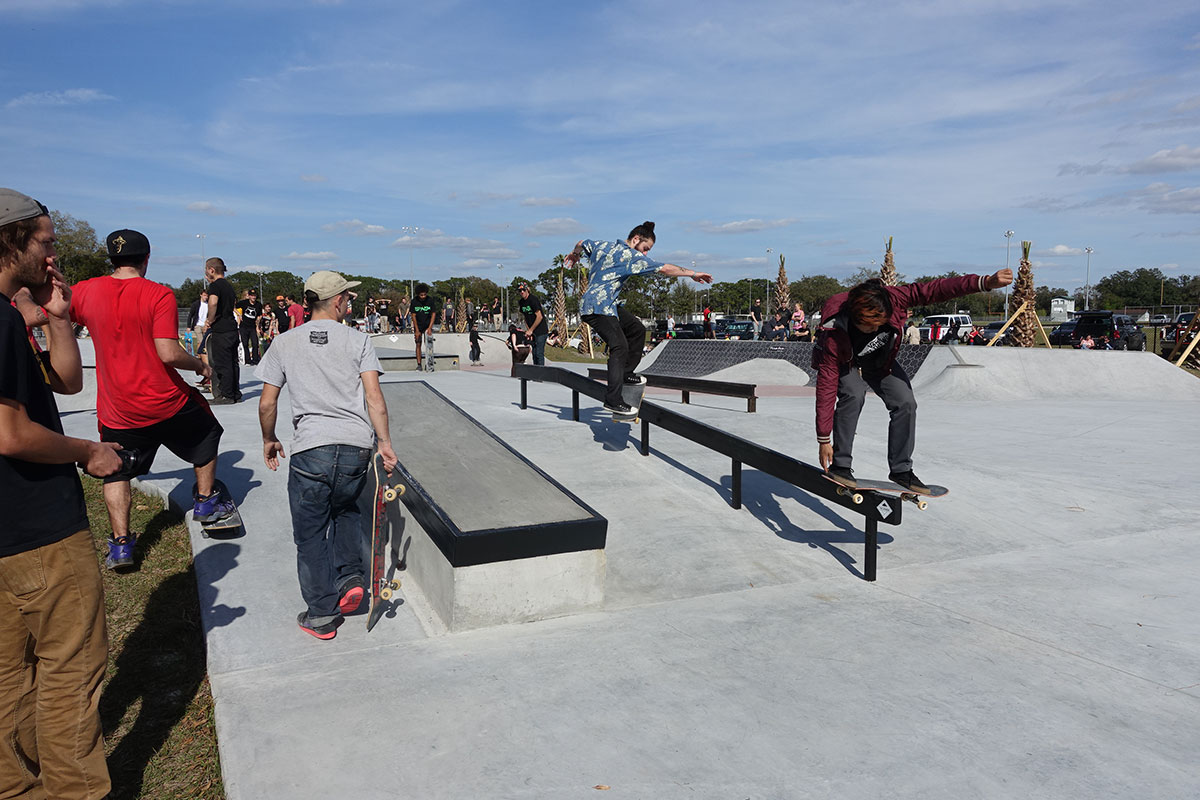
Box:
[832,360,916,474]
[208,327,241,401]
[239,323,260,365]
[583,307,646,407]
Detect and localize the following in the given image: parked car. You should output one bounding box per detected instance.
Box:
[919,313,974,343]
[722,321,756,340]
[1069,311,1146,350]
[977,321,1013,346]
[1048,320,1077,346]
[1161,311,1196,355]
[1149,314,1170,325]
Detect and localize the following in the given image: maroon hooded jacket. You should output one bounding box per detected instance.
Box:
[814,275,990,443]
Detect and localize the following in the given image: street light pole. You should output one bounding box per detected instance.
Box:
[1003,230,1014,318]
[401,226,420,298]
[496,264,504,324]
[1084,247,1093,311]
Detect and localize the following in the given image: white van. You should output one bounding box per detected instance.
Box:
[918,313,973,343]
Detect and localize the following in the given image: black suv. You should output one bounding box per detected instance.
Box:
[1069,311,1146,350]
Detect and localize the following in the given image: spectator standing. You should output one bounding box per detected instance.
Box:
[791,302,808,341]
[564,221,712,416]
[517,283,549,365]
[287,294,305,330]
[71,229,233,569]
[203,257,241,404]
[666,313,675,337]
[751,299,763,338]
[257,271,397,640]
[904,320,922,345]
[188,288,211,389]
[507,323,531,376]
[271,295,290,336]
[490,296,502,330]
[365,297,378,333]
[0,188,123,800]
[468,316,483,365]
[443,298,455,332]
[236,287,263,365]
[702,304,714,339]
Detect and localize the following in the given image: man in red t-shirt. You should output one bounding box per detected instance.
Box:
[286,294,305,329]
[71,229,235,570]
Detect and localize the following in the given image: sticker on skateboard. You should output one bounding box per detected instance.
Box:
[423,332,435,372]
[367,450,406,632]
[822,473,948,510]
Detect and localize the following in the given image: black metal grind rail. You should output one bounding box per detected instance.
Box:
[586,368,758,412]
[515,365,904,581]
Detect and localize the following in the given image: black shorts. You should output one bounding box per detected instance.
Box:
[99,394,223,483]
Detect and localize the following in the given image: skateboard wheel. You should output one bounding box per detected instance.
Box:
[851,492,863,505]
[384,488,398,502]
[380,587,393,600]
[916,499,928,510]
[389,579,401,591]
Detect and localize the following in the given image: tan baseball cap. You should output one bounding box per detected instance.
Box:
[304,270,361,300]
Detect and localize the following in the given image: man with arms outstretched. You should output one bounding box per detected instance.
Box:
[814,270,1012,494]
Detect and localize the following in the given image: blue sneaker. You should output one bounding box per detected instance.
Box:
[105,535,136,571]
[193,487,236,523]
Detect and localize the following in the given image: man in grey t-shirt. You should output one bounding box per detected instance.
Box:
[257,270,397,640]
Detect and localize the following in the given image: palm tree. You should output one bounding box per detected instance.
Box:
[1010,241,1037,347]
[455,284,467,332]
[880,236,897,286]
[553,263,568,344]
[773,254,790,312]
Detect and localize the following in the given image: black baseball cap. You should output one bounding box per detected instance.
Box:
[106,229,151,259]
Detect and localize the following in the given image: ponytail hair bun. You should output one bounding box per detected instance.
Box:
[627,220,657,242]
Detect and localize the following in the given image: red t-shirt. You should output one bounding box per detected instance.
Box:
[287,303,305,328]
[71,276,192,429]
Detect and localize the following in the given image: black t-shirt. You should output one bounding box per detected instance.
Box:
[0,297,88,556]
[272,304,290,333]
[751,305,763,322]
[208,277,237,333]
[412,297,437,330]
[519,293,549,336]
[848,322,896,374]
[237,298,262,327]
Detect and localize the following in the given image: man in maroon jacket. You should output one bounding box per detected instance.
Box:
[814,270,1012,494]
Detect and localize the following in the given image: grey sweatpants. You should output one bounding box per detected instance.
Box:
[832,360,916,474]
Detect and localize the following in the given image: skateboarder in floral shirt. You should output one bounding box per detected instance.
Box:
[565,221,712,416]
[814,270,1012,494]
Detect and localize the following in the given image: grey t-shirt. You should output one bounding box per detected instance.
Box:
[256,319,382,455]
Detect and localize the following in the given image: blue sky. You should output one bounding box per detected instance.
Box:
[3,0,1199,293]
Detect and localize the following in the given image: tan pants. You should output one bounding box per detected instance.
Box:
[0,530,109,800]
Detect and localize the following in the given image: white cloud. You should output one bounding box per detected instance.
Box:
[300,174,328,183]
[1137,183,1200,214]
[186,201,234,216]
[1124,145,1200,174]
[323,219,388,235]
[390,228,519,260]
[5,88,114,109]
[1037,245,1084,257]
[522,217,584,237]
[282,251,338,260]
[1173,96,1200,113]
[686,218,801,235]
[520,197,576,207]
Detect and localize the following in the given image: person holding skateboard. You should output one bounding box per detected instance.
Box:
[256,270,397,640]
[565,221,712,417]
[71,229,233,569]
[410,284,437,370]
[814,270,1012,494]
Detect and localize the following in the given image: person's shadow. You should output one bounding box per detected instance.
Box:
[100,540,243,799]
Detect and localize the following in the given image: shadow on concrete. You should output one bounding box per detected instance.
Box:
[158,449,261,511]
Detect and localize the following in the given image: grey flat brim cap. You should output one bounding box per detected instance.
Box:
[0,188,48,227]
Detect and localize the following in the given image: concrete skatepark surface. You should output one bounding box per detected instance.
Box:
[57,341,1200,798]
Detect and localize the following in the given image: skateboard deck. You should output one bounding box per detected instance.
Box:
[423,333,435,372]
[193,479,243,536]
[822,473,948,510]
[367,450,405,632]
[612,380,644,423]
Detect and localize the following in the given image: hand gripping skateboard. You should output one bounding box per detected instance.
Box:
[611,380,645,423]
[823,473,948,511]
[193,478,243,536]
[367,451,406,632]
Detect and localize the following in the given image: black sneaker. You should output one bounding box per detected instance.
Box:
[603,401,637,416]
[338,576,365,615]
[889,470,932,495]
[623,373,646,386]
[826,466,856,488]
[297,612,340,640]
[209,396,237,405]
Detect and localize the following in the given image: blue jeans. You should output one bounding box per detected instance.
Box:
[287,445,372,622]
[532,332,548,365]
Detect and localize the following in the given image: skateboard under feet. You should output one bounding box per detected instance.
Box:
[193,479,243,536]
[611,380,645,423]
[822,473,948,510]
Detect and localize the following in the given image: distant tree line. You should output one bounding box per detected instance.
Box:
[46,210,1198,322]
